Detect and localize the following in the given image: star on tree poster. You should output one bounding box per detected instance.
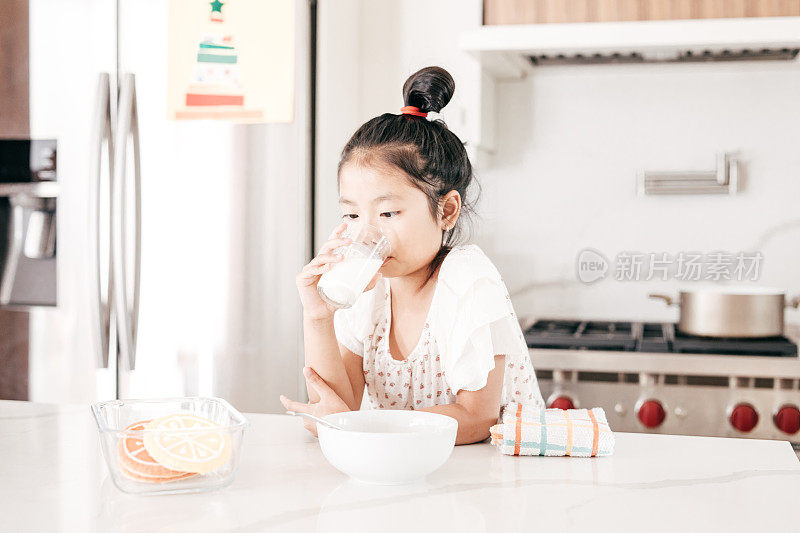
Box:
[167,0,294,123]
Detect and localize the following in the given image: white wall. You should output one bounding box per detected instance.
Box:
[480,60,800,324]
[317,1,800,325]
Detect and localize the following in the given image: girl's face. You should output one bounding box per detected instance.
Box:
[338,162,444,279]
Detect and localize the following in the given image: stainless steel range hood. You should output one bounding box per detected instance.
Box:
[461,16,800,77]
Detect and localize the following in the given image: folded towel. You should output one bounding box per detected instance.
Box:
[489,403,614,457]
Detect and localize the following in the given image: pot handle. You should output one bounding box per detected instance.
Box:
[648,293,675,306]
[787,295,800,309]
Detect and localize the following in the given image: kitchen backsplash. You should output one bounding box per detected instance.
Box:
[475,60,800,323]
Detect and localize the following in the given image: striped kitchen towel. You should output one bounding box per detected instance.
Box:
[489,403,614,457]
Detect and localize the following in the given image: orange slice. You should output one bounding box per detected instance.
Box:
[142,414,231,475]
[119,460,197,484]
[117,420,197,483]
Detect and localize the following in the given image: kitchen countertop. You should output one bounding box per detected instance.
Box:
[1,400,799,532]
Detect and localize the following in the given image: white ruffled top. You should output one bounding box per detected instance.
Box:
[333,244,545,414]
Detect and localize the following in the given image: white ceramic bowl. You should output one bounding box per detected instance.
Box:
[317,410,458,485]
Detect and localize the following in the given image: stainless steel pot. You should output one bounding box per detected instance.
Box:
[649,287,800,338]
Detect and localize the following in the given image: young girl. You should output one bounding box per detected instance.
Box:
[280,66,544,445]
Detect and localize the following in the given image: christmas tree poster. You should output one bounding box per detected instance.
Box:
[167,0,294,123]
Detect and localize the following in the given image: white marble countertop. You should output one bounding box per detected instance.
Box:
[1,400,799,532]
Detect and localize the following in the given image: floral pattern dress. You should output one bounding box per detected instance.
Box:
[334,245,545,415]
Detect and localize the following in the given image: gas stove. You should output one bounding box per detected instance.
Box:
[525,319,800,447]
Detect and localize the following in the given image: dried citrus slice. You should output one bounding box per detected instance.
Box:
[119,460,197,483]
[117,420,198,483]
[142,414,231,475]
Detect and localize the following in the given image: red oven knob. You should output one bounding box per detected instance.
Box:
[548,396,575,410]
[637,400,666,428]
[774,405,800,435]
[729,403,759,433]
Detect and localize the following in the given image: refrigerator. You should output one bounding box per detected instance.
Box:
[17,0,312,412]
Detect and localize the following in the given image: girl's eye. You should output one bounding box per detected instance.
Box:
[380,211,399,218]
[342,214,358,220]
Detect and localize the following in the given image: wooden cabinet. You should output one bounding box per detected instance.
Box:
[0,0,30,401]
[484,0,800,25]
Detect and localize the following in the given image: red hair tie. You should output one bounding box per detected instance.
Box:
[401,106,428,118]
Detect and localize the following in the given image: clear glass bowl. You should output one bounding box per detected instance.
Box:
[91,397,249,495]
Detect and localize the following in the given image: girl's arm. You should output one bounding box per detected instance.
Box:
[303,316,358,409]
[340,346,366,411]
[297,223,380,412]
[419,355,506,445]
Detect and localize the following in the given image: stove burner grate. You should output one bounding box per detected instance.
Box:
[525,319,798,356]
[524,320,637,351]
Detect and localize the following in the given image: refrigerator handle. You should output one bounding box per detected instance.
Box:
[112,73,142,372]
[131,75,142,372]
[89,73,114,369]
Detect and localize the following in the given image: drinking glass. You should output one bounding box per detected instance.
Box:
[317,222,391,309]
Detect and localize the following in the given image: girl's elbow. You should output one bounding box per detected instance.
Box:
[454,415,496,445]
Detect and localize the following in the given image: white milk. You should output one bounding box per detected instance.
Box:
[318,255,383,308]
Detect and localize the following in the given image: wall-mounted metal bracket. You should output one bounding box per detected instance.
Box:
[638,152,740,196]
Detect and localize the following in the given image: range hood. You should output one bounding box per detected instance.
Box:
[460,16,800,77]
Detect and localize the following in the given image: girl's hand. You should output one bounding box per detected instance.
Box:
[280,366,351,437]
[296,221,382,321]
[296,222,351,320]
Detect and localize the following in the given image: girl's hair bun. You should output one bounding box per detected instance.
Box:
[402,66,455,114]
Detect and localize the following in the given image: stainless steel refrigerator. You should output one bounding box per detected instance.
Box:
[14,0,312,412]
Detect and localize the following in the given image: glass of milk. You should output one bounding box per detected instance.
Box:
[317,222,391,309]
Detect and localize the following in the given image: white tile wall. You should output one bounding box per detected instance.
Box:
[480,60,800,323]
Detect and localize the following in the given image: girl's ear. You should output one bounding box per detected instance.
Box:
[440,190,462,229]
